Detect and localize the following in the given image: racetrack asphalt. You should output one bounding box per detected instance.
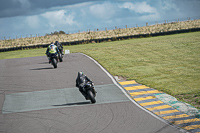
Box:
[0,53,184,133]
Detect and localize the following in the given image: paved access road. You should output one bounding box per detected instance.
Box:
[0,53,183,133]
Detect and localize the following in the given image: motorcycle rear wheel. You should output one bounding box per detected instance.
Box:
[87,90,96,103]
[52,58,57,68]
[58,53,63,62]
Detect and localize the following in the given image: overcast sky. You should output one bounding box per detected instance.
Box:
[0,0,199,40]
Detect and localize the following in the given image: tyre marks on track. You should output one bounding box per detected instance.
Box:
[119,80,200,133]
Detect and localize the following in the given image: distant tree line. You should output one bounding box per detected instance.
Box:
[45,30,66,36]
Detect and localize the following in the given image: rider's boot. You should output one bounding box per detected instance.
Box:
[48,57,51,64]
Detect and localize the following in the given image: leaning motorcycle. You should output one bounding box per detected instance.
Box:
[83,82,96,103]
[49,53,58,68]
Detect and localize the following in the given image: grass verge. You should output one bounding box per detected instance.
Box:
[0,32,200,109]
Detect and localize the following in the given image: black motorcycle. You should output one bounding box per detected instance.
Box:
[49,53,58,68]
[82,82,96,103]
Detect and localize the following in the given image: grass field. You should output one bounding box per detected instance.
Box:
[0,32,200,109]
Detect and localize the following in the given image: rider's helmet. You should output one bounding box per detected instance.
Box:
[49,42,54,48]
[50,42,54,45]
[80,71,83,75]
[55,41,59,46]
[78,71,84,77]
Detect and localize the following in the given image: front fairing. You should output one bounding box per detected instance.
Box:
[84,83,93,91]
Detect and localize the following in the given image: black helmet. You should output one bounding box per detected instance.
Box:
[55,41,59,46]
[78,71,83,76]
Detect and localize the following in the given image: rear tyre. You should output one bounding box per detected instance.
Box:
[87,90,96,103]
[58,53,63,62]
[52,58,57,68]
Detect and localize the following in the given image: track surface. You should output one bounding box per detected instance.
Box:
[0,53,183,133]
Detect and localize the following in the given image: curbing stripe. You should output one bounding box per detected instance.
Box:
[134,93,164,98]
[140,100,164,106]
[154,110,180,115]
[119,80,200,133]
[168,116,199,122]
[174,119,200,125]
[134,96,157,101]
[122,84,142,87]
[143,103,167,108]
[138,99,161,104]
[184,125,200,130]
[158,111,185,117]
[128,88,155,93]
[124,85,150,90]
[189,128,200,133]
[147,105,173,111]
[119,80,137,85]
[151,107,177,113]
[162,114,190,120]
[179,121,200,128]
[130,90,162,97]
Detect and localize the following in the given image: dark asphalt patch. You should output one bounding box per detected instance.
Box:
[2,84,129,114]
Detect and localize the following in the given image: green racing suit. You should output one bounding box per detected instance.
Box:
[46,44,59,57]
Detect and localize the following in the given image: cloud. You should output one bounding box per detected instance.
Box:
[119,1,160,22]
[161,0,179,11]
[119,2,157,14]
[139,13,160,22]
[0,0,102,18]
[89,2,117,20]
[0,0,31,18]
[17,0,31,8]
[152,0,182,20]
[26,15,39,29]
[41,10,78,28]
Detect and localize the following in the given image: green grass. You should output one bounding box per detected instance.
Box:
[0,48,46,59]
[1,32,200,108]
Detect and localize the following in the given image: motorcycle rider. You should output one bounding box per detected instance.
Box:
[55,41,64,55]
[46,42,59,63]
[76,72,96,99]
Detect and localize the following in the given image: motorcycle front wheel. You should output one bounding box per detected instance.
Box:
[87,90,96,103]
